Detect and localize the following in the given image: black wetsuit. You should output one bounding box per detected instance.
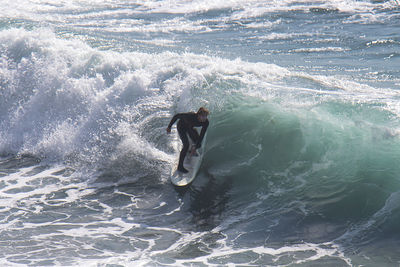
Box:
[168,112,209,171]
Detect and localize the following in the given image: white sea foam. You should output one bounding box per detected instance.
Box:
[0,165,81,214]
[2,27,399,166]
[292,47,349,53]
[2,0,397,35]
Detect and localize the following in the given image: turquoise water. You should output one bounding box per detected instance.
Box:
[1,1,400,266]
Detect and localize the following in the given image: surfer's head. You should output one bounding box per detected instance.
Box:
[197,107,209,122]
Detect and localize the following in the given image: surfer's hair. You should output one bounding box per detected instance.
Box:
[197,107,209,116]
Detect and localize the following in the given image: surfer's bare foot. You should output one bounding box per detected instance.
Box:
[178,166,188,173]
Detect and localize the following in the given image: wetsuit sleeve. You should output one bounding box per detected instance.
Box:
[196,120,209,148]
[167,113,184,129]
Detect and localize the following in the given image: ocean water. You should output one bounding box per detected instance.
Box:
[1,0,400,266]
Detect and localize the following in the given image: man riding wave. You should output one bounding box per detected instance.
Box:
[167,107,209,173]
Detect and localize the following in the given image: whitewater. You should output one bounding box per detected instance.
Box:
[1,0,400,266]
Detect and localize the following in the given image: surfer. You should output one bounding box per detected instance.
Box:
[166,107,209,173]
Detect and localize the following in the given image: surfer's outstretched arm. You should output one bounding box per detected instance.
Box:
[166,113,184,133]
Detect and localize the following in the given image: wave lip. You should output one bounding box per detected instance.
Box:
[290,47,349,53]
[1,27,399,163]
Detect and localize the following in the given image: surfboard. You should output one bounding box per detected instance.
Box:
[171,138,205,186]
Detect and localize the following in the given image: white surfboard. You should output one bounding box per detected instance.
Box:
[171,138,205,186]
